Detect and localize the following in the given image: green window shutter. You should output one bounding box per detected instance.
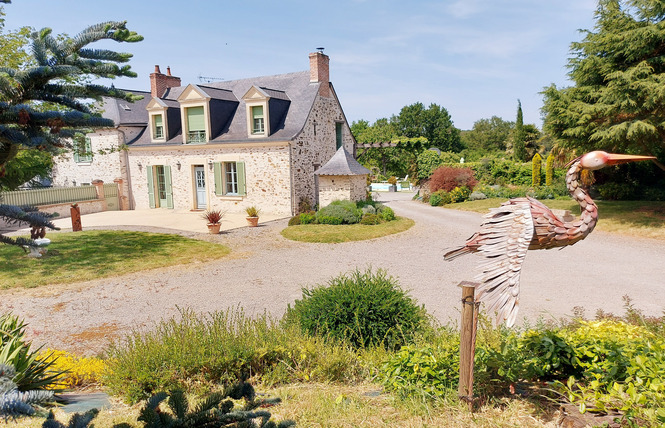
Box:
[186,106,205,131]
[336,122,343,149]
[147,166,155,208]
[73,148,80,163]
[237,161,246,196]
[213,162,223,196]
[164,165,173,209]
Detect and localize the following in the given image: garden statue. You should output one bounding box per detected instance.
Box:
[444,151,656,326]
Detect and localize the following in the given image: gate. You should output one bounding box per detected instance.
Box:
[103,183,120,211]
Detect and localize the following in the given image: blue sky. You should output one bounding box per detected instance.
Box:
[3,0,597,130]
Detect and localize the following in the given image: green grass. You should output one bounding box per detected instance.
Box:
[0,230,230,289]
[448,198,665,240]
[280,216,414,243]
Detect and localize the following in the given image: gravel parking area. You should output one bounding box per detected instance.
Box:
[1,191,664,355]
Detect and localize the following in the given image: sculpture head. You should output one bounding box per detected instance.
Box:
[575,151,656,170]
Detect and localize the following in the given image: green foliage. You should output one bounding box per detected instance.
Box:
[299,211,316,225]
[135,384,294,428]
[378,205,395,221]
[541,0,665,171]
[512,100,527,162]
[380,342,460,398]
[0,313,65,391]
[284,269,428,350]
[360,213,381,225]
[448,186,471,203]
[315,200,361,225]
[393,102,463,152]
[461,116,514,152]
[104,308,365,404]
[545,153,555,186]
[0,148,53,191]
[415,149,462,180]
[429,193,443,207]
[596,182,636,200]
[287,215,300,226]
[531,153,542,186]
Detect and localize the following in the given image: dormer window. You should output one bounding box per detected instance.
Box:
[185,106,206,143]
[251,106,265,135]
[153,114,164,139]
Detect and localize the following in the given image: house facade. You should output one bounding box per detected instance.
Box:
[52,52,355,216]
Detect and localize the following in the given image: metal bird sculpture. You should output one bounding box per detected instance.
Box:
[444,151,656,327]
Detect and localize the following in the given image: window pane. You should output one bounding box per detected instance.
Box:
[225,162,238,194]
[251,106,264,134]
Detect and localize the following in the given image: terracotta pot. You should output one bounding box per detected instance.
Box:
[246,216,259,227]
[207,223,221,234]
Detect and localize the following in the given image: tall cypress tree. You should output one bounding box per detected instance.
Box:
[513,100,527,162]
[0,6,143,248]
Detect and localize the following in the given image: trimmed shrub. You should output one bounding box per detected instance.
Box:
[360,213,381,225]
[361,205,376,215]
[532,153,542,186]
[316,200,362,225]
[288,215,301,226]
[470,191,487,200]
[545,153,555,186]
[379,206,395,221]
[299,211,316,225]
[428,166,478,193]
[284,269,429,350]
[430,193,442,207]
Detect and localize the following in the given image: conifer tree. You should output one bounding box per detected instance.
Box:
[513,100,527,162]
[532,152,542,186]
[0,2,143,248]
[542,0,665,171]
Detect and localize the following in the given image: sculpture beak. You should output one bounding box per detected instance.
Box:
[606,153,656,165]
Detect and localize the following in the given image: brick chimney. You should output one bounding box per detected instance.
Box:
[309,51,330,98]
[150,65,181,98]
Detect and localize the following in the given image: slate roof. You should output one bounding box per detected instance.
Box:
[315,146,371,176]
[105,70,321,146]
[101,90,151,126]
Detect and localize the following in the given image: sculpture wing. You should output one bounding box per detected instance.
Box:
[473,200,534,327]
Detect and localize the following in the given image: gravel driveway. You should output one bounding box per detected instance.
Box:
[1,192,664,355]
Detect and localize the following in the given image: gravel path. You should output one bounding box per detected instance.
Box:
[1,192,664,355]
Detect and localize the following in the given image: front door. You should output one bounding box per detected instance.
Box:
[195,166,206,209]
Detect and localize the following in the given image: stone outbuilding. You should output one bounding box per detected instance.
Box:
[52,51,356,217]
[314,146,370,208]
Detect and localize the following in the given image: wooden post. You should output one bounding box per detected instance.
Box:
[458,281,480,411]
[70,204,82,232]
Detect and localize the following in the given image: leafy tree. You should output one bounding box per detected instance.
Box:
[393,102,463,152]
[0,5,143,248]
[0,148,52,190]
[512,100,527,162]
[461,116,514,152]
[0,4,31,69]
[542,0,665,171]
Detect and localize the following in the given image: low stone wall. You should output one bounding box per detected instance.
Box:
[36,199,106,219]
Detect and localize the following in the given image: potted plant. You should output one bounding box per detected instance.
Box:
[245,206,261,227]
[202,209,224,234]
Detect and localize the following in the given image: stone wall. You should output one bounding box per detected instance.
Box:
[128,143,292,215]
[51,127,140,206]
[290,96,354,211]
[318,175,367,208]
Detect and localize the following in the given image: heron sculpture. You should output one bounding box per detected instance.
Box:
[444,151,656,327]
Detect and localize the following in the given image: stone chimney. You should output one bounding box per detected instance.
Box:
[150,65,181,98]
[309,51,330,98]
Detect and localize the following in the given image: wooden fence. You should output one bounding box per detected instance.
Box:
[1,185,98,206]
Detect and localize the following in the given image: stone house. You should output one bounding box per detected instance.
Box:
[52,52,355,216]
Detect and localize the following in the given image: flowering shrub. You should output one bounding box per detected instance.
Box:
[428,167,477,193]
[449,186,471,203]
[38,349,108,389]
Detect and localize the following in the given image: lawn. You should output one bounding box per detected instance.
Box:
[449,198,665,240]
[0,230,230,289]
[280,216,414,243]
